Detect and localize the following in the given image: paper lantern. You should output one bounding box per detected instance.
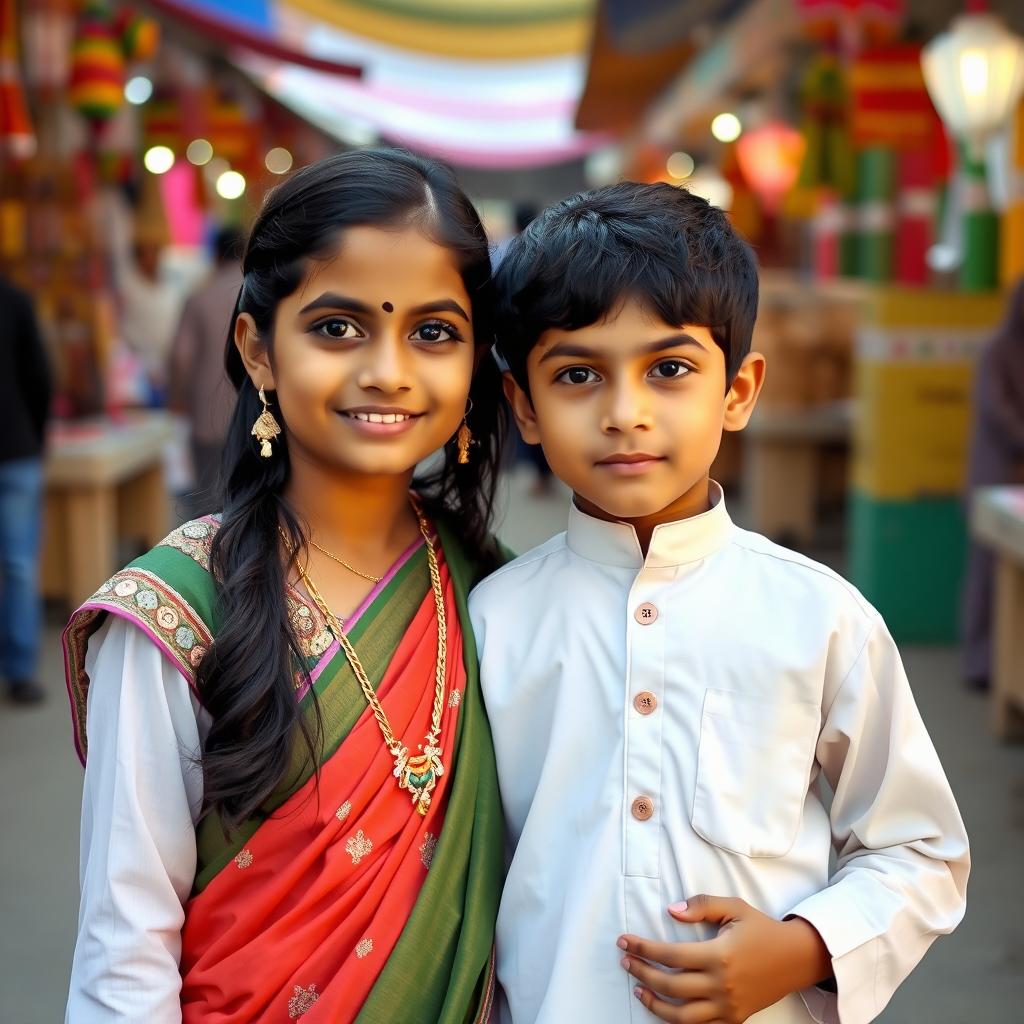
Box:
[921,11,1024,154]
[68,3,125,125]
[736,122,806,211]
[0,0,35,159]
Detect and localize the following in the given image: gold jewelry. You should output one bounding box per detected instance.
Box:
[456,399,474,465]
[252,386,282,458]
[307,538,383,584]
[281,506,447,816]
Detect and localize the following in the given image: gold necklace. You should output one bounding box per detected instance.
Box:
[281,508,447,816]
[307,537,383,584]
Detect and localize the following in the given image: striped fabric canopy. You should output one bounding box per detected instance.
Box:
[157,0,608,168]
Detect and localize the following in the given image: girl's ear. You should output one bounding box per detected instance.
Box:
[234,312,276,391]
[723,351,766,432]
[502,372,541,445]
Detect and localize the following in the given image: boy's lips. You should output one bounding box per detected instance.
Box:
[595,452,666,476]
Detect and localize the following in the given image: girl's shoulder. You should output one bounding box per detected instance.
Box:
[64,515,223,762]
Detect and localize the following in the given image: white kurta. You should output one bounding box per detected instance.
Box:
[469,487,969,1024]
[67,616,209,1023]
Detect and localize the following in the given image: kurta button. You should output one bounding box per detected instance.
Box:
[631,796,654,821]
[634,602,658,625]
[633,691,657,715]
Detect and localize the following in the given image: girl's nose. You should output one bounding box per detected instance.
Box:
[356,335,413,394]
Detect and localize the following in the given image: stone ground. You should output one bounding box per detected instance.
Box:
[2,467,1021,1022]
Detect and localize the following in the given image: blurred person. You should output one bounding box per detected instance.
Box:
[0,275,52,705]
[473,183,969,1024]
[168,225,244,518]
[63,149,510,1023]
[119,233,181,402]
[962,278,1024,691]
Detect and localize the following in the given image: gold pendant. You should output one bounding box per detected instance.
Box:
[392,744,444,815]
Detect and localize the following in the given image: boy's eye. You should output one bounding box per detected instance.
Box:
[650,359,689,379]
[557,366,600,385]
[315,317,362,340]
[411,320,461,344]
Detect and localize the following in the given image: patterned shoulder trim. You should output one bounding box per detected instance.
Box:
[155,514,330,662]
[63,566,214,764]
[159,514,221,572]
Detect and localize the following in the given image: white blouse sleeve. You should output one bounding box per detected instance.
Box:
[788,617,970,1024]
[66,615,206,1023]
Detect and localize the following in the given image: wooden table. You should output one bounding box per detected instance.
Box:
[743,401,853,545]
[42,412,173,608]
[971,486,1024,741]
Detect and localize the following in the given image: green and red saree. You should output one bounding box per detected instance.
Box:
[64,512,503,1023]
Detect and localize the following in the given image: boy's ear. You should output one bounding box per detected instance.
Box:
[502,372,542,445]
[234,312,276,391]
[723,351,766,432]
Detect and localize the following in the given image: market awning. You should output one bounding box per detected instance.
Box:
[148,0,609,168]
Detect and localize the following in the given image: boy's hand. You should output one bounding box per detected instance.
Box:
[618,894,832,1023]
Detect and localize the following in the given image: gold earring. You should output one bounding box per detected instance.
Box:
[252,386,282,458]
[456,399,474,465]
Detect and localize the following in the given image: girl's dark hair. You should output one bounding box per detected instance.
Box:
[196,148,507,829]
[494,181,759,390]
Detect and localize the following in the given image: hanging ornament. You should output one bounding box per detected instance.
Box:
[0,0,36,160]
[115,8,159,63]
[68,1,125,128]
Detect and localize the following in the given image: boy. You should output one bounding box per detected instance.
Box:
[469,184,969,1024]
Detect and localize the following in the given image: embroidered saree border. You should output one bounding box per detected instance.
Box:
[355,520,504,1024]
[63,565,214,764]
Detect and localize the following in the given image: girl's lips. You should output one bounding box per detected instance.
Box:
[338,409,423,436]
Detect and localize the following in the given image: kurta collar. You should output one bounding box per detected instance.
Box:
[566,481,732,569]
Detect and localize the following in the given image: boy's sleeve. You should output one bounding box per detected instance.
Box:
[787,616,969,1024]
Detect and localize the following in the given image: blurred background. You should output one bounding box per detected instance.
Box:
[1,0,1023,1020]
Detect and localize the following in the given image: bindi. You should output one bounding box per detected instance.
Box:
[381,301,394,313]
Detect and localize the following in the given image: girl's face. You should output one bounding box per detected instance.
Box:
[240,225,476,480]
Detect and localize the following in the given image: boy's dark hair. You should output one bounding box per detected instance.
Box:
[494,181,759,389]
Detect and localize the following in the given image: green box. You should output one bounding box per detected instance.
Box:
[848,489,967,643]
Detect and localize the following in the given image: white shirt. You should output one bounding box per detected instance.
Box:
[469,487,969,1024]
[67,616,209,1023]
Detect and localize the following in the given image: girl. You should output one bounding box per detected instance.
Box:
[64,149,508,1022]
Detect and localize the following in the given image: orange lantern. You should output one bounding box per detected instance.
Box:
[0,0,36,159]
[736,122,806,211]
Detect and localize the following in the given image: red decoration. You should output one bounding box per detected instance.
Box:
[850,45,943,151]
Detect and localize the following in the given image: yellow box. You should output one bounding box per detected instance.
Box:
[853,288,1004,500]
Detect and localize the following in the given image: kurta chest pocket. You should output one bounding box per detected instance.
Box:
[690,688,821,858]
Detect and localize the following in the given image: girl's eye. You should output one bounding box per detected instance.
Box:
[315,318,362,340]
[557,366,600,385]
[650,360,690,379]
[412,320,460,344]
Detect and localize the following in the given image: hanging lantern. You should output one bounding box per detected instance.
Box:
[736,122,806,212]
[0,0,36,159]
[68,2,125,127]
[921,10,1024,156]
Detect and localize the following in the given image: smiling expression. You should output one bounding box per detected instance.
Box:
[508,296,762,523]
[245,225,476,480]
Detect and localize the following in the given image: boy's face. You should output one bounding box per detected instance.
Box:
[507,296,764,524]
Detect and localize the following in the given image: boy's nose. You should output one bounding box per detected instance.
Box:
[601,384,653,433]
